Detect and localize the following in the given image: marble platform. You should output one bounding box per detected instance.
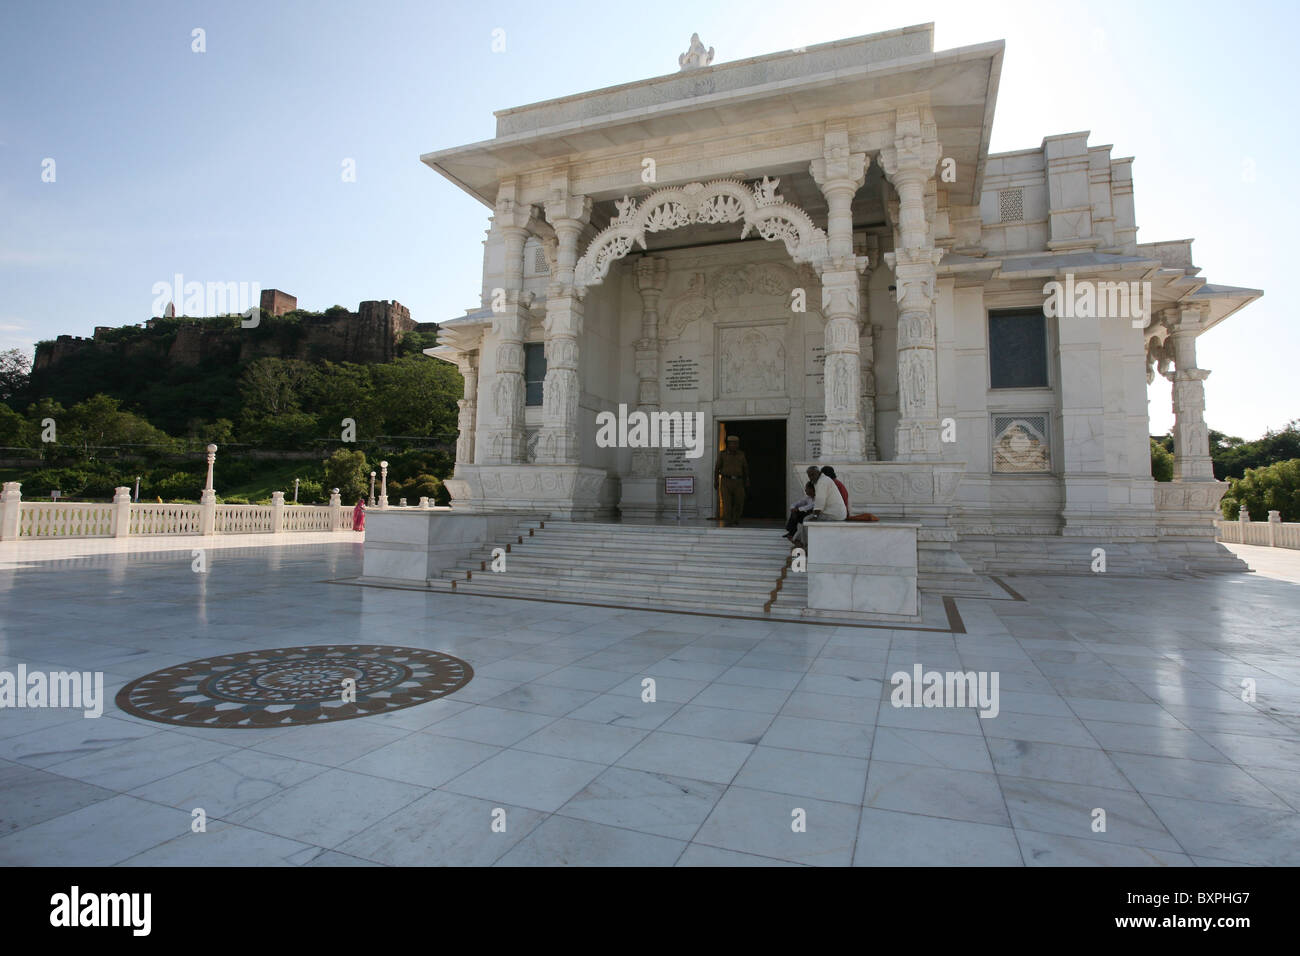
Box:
[0,541,1298,866]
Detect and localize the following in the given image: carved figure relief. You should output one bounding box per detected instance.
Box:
[719,326,785,397]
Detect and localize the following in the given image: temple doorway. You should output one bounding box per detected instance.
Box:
[715,419,786,521]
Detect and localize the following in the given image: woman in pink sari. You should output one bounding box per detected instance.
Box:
[352,497,366,532]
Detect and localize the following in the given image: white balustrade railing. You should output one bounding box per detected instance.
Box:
[214,504,275,534]
[1215,515,1300,550]
[18,501,115,538]
[0,481,425,541]
[130,503,203,536]
[282,505,336,533]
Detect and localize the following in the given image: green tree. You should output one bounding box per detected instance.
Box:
[1211,420,1300,480]
[0,402,29,447]
[1149,438,1173,482]
[1221,459,1300,522]
[61,394,179,457]
[323,449,370,503]
[0,348,31,404]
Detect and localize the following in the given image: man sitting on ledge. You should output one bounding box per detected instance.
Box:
[794,465,846,550]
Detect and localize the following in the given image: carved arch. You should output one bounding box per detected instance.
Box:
[574,178,829,293]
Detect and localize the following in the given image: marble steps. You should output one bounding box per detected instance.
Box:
[488,537,791,567]
[448,553,785,583]
[957,537,1178,576]
[432,573,776,615]
[430,520,790,614]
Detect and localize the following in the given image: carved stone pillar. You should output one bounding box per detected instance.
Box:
[538,193,592,465]
[1167,306,1215,482]
[810,124,870,461]
[632,257,669,477]
[857,234,879,460]
[455,352,478,467]
[481,194,536,464]
[880,107,943,460]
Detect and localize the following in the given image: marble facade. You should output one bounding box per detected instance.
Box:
[420,24,1260,572]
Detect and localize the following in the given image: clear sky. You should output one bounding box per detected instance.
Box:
[2,0,1295,439]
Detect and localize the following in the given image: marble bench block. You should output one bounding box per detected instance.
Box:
[361,511,528,583]
[805,521,920,620]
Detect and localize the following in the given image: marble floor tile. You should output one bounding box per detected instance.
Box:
[1015,829,1194,867]
[0,762,115,835]
[675,843,803,866]
[864,761,1009,827]
[693,786,859,866]
[616,731,755,785]
[1144,794,1300,866]
[854,807,1023,866]
[496,815,685,866]
[758,715,873,759]
[419,706,557,747]
[986,737,1130,789]
[226,770,427,848]
[871,727,994,773]
[557,766,725,840]
[127,750,328,817]
[514,717,648,764]
[343,733,500,789]
[732,746,868,805]
[442,748,606,812]
[565,693,681,730]
[118,819,320,866]
[657,704,775,744]
[337,790,545,866]
[0,794,192,866]
[1000,777,1183,852]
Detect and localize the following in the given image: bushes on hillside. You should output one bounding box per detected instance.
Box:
[1221,459,1300,522]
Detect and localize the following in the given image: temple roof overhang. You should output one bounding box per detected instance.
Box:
[422,23,1003,210]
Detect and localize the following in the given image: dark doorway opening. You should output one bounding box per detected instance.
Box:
[716,419,786,521]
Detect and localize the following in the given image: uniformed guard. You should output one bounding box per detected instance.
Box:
[714,434,750,526]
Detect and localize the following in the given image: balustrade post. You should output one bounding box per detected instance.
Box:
[111,486,132,538]
[0,482,21,541]
[200,444,218,535]
[271,491,285,533]
[1268,510,1281,548]
[329,489,343,532]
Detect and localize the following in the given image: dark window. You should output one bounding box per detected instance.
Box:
[524,342,546,406]
[988,309,1048,389]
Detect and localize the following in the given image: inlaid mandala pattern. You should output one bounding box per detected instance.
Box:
[115,645,473,728]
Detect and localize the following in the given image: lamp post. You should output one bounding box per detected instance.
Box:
[379,460,389,509]
[369,471,376,503]
[204,445,217,495]
[134,476,141,503]
[199,444,218,535]
[293,478,300,504]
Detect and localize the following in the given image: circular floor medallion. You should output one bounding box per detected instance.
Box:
[115,645,473,728]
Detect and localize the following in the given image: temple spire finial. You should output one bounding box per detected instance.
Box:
[678,33,714,71]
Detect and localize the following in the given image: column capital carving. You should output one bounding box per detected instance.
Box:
[635,255,669,294]
[494,197,540,234]
[810,134,869,194]
[878,106,942,183]
[544,194,593,228]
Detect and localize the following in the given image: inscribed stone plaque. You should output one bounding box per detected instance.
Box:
[664,356,700,392]
[805,413,826,460]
